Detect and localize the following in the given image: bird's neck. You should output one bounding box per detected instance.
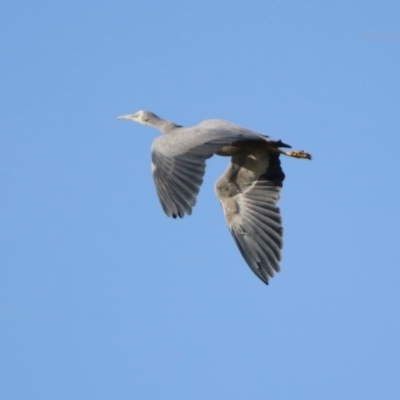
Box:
[152,118,181,134]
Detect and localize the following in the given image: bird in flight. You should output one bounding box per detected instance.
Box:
[118,110,311,284]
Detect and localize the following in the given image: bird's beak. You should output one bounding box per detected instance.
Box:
[117,114,134,120]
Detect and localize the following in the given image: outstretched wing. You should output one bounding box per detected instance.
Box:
[214,152,285,284]
[151,149,208,218]
[151,122,285,219]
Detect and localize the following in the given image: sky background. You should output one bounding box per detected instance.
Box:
[1,1,400,399]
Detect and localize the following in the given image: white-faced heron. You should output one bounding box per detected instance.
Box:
[118,110,311,284]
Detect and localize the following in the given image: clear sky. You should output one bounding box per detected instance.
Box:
[1,1,400,399]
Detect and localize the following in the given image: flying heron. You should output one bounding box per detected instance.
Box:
[118,110,311,284]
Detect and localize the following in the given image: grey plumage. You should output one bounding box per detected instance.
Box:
[118,110,311,284]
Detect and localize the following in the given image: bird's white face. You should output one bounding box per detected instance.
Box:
[117,110,153,125]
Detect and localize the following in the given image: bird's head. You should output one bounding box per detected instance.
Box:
[117,110,160,126]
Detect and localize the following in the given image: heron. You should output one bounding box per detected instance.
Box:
[118,110,311,284]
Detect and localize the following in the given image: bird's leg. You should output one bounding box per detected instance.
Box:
[266,145,312,160]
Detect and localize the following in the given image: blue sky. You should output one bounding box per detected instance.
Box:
[1,1,400,399]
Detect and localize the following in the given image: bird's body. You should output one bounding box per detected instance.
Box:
[118,110,311,284]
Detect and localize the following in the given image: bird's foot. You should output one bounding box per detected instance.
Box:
[283,150,312,160]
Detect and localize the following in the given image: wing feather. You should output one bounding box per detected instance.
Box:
[215,152,285,284]
[242,209,282,258]
[152,149,206,218]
